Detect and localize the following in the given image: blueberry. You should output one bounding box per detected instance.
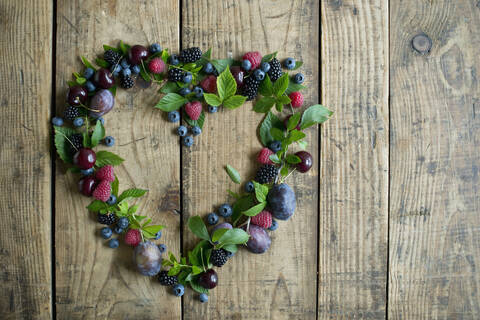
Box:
[193,86,203,98]
[208,105,218,113]
[132,65,141,74]
[154,231,162,240]
[245,181,255,193]
[113,225,123,234]
[179,87,191,96]
[177,125,187,137]
[191,126,202,136]
[100,227,112,239]
[218,203,233,218]
[253,69,265,81]
[111,64,122,74]
[284,57,296,70]
[122,68,131,77]
[182,135,194,147]
[224,250,235,258]
[150,43,162,53]
[269,140,282,153]
[167,110,180,122]
[73,117,84,127]
[268,219,279,231]
[80,168,94,176]
[199,293,208,303]
[169,54,179,65]
[106,194,117,205]
[85,81,96,92]
[294,73,305,84]
[173,284,184,297]
[83,68,94,80]
[108,238,119,249]
[182,73,192,84]
[242,59,252,71]
[98,117,105,125]
[260,62,271,73]
[117,217,129,229]
[104,136,115,147]
[158,243,167,253]
[51,117,63,126]
[203,62,213,74]
[120,58,130,69]
[206,213,219,225]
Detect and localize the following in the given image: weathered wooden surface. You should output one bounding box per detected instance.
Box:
[389,0,480,318]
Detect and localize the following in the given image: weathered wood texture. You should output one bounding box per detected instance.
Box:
[181,0,319,319]
[389,1,480,318]
[319,0,389,318]
[54,1,181,319]
[0,0,53,318]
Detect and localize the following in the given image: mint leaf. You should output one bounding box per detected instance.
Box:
[95,58,109,68]
[217,67,236,101]
[222,244,238,253]
[86,200,107,212]
[276,95,291,106]
[273,73,289,97]
[223,95,246,109]
[300,105,333,129]
[117,188,148,203]
[217,228,250,246]
[191,266,203,275]
[292,60,303,70]
[225,165,241,184]
[155,93,187,112]
[188,216,210,241]
[160,81,178,93]
[54,126,77,163]
[259,75,273,96]
[161,49,169,63]
[203,93,222,106]
[253,181,269,203]
[269,154,281,164]
[286,154,301,164]
[211,58,233,74]
[281,165,289,177]
[119,40,129,55]
[261,52,277,63]
[80,56,96,70]
[95,151,124,167]
[90,120,105,147]
[142,225,165,239]
[270,127,285,141]
[285,82,306,95]
[112,175,119,197]
[190,280,209,294]
[253,97,276,113]
[259,111,283,147]
[287,130,306,144]
[242,202,267,216]
[212,228,229,243]
[232,194,255,226]
[287,113,301,131]
[183,110,205,129]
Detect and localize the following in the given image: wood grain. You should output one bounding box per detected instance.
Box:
[54,1,181,319]
[0,0,53,318]
[181,0,319,319]
[319,0,389,318]
[389,1,480,318]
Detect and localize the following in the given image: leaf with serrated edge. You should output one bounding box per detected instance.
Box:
[225,165,241,184]
[258,111,283,147]
[286,154,301,164]
[112,175,119,197]
[242,202,267,216]
[217,67,236,101]
[190,280,209,294]
[54,126,77,163]
[287,113,301,131]
[211,228,229,242]
[203,93,222,106]
[261,52,277,63]
[95,151,124,167]
[273,73,289,97]
[117,188,148,203]
[259,75,273,96]
[90,120,105,147]
[270,127,285,141]
[223,95,246,109]
[253,97,276,113]
[154,93,187,112]
[300,104,333,130]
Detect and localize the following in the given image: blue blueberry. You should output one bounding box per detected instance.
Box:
[182,72,192,84]
[203,62,213,74]
[100,227,112,239]
[83,68,94,80]
[108,238,119,248]
[85,81,96,92]
[191,126,201,136]
[117,217,129,229]
[242,59,252,71]
[193,86,203,98]
[98,117,105,125]
[154,231,162,240]
[260,62,271,73]
[150,43,162,54]
[206,212,219,225]
[199,293,208,303]
[169,54,179,65]
[224,250,235,258]
[294,73,305,84]
[113,225,124,234]
[73,117,84,127]
[268,219,279,231]
[106,194,117,205]
[245,181,255,193]
[132,65,141,74]
[167,110,180,122]
[158,243,167,253]
[80,168,94,176]
[104,136,115,147]
[218,203,233,218]
[177,125,187,137]
[182,135,194,147]
[208,105,218,113]
[179,87,191,96]
[111,64,122,74]
[122,68,131,77]
[269,140,282,153]
[120,58,130,69]
[284,57,296,70]
[51,117,63,126]
[173,284,184,297]
[253,69,265,81]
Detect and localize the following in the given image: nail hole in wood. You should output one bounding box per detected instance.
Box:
[412,33,432,55]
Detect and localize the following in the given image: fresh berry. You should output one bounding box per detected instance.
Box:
[80,168,94,176]
[149,43,162,53]
[113,226,123,234]
[78,176,96,196]
[168,54,179,65]
[104,49,122,66]
[106,194,117,205]
[97,212,117,225]
[191,126,202,136]
[241,59,251,71]
[208,105,218,113]
[95,165,115,182]
[179,87,191,96]
[203,62,213,74]
[294,73,305,84]
[63,106,80,121]
[269,219,279,231]
[117,217,129,229]
[198,269,218,289]
[73,117,84,127]
[260,62,271,73]
[218,203,232,218]
[111,64,121,76]
[199,293,208,303]
[73,148,96,170]
[104,136,115,147]
[108,238,119,249]
[182,72,192,83]
[193,86,204,98]
[100,227,112,239]
[124,229,141,246]
[179,47,202,63]
[251,210,273,229]
[267,183,296,220]
[69,133,83,154]
[67,86,87,106]
[177,126,187,137]
[120,58,130,69]
[120,75,134,89]
[242,76,260,101]
[52,117,63,126]
[89,89,115,117]
[206,212,219,225]
[245,181,255,193]
[84,68,95,79]
[168,68,184,82]
[253,69,265,81]
[158,270,178,286]
[148,57,166,74]
[128,45,149,65]
[255,164,278,184]
[210,249,228,267]
[122,68,131,77]
[246,224,271,254]
[289,91,304,108]
[92,180,112,202]
[284,115,301,131]
[242,51,262,70]
[295,151,313,173]
[173,284,185,297]
[93,68,115,89]
[85,81,96,92]
[158,243,167,253]
[269,140,282,153]
[167,110,180,122]
[257,147,274,165]
[284,57,296,70]
[182,135,194,147]
[184,101,202,120]
[267,58,283,81]
[200,75,217,93]
[230,66,244,88]
[132,65,141,74]
[154,231,162,240]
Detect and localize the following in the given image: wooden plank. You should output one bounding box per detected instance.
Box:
[54,1,181,319]
[389,1,480,318]
[181,0,319,319]
[0,0,53,318]
[319,1,389,318]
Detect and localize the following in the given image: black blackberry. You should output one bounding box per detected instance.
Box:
[69,133,83,154]
[179,47,202,63]
[210,249,228,267]
[104,49,122,66]
[168,68,184,82]
[255,164,278,184]
[64,106,80,121]
[242,76,260,101]
[120,75,134,89]
[158,270,178,286]
[267,58,283,81]
[97,212,117,225]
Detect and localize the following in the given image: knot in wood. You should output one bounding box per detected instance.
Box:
[412,33,432,54]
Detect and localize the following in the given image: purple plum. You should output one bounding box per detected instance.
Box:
[246,224,271,254]
[133,241,162,276]
[89,89,114,118]
[267,183,296,220]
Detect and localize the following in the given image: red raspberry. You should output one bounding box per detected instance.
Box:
[124,229,142,247]
[251,210,273,229]
[148,57,166,74]
[184,101,202,120]
[257,147,274,165]
[242,51,262,70]
[200,75,217,93]
[289,92,304,108]
[95,165,115,182]
[92,180,111,202]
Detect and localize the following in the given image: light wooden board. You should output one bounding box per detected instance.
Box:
[0,0,53,318]
[319,0,389,318]
[389,1,480,318]
[54,1,181,319]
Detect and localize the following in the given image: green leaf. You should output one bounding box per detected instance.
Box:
[143,225,164,238]
[117,188,148,203]
[300,105,333,129]
[103,44,121,53]
[269,154,281,164]
[112,175,119,197]
[253,181,269,203]
[242,202,267,216]
[95,58,109,68]
[232,194,255,226]
[223,95,247,109]
[285,82,306,95]
[287,113,301,131]
[275,102,284,112]
[227,189,241,199]
[211,228,229,243]
[190,280,209,294]
[160,81,178,94]
[86,200,107,212]
[95,151,124,167]
[270,127,285,141]
[253,97,276,113]
[53,126,77,163]
[108,85,117,97]
[183,110,206,130]
[225,165,241,184]
[273,73,289,97]
[154,93,187,112]
[280,165,289,177]
[80,56,96,70]
[259,74,273,96]
[168,265,181,276]
[286,154,301,164]
[210,58,233,74]
[217,67,237,101]
[90,120,105,147]
[217,228,250,246]
[259,111,284,147]
[287,129,306,144]
[297,140,308,150]
[161,49,169,63]
[203,93,222,106]
[118,40,129,55]
[67,80,76,87]
[187,216,210,241]
[191,266,203,275]
[222,244,238,253]
[189,240,211,267]
[261,52,277,63]
[292,60,303,70]
[139,62,151,82]
[277,95,291,106]
[82,131,91,148]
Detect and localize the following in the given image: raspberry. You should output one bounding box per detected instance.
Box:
[210,249,228,267]
[289,92,304,108]
[97,212,116,225]
[92,180,112,202]
[257,147,274,165]
[179,47,202,63]
[267,58,283,81]
[104,49,122,66]
[148,57,166,74]
[242,51,262,70]
[64,106,80,121]
[158,270,178,286]
[200,75,217,93]
[184,101,202,120]
[255,164,278,184]
[120,75,134,89]
[168,68,184,82]
[251,210,273,229]
[242,76,260,101]
[124,229,141,247]
[95,165,115,182]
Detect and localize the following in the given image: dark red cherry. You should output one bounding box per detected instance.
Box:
[198,269,218,289]
[230,66,244,88]
[128,45,149,65]
[284,115,301,131]
[73,148,96,170]
[295,151,313,173]
[93,68,114,89]
[67,85,87,106]
[78,176,96,196]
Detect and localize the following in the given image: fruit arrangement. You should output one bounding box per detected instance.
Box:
[52,41,332,302]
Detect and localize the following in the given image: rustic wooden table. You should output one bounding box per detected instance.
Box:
[1,0,479,319]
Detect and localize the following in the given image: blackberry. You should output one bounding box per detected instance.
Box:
[168,68,184,82]
[210,249,228,267]
[97,212,117,225]
[69,133,83,154]
[158,270,178,286]
[242,76,260,101]
[120,75,134,89]
[64,106,80,121]
[104,49,122,66]
[179,47,202,63]
[267,58,283,81]
[255,164,278,184]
